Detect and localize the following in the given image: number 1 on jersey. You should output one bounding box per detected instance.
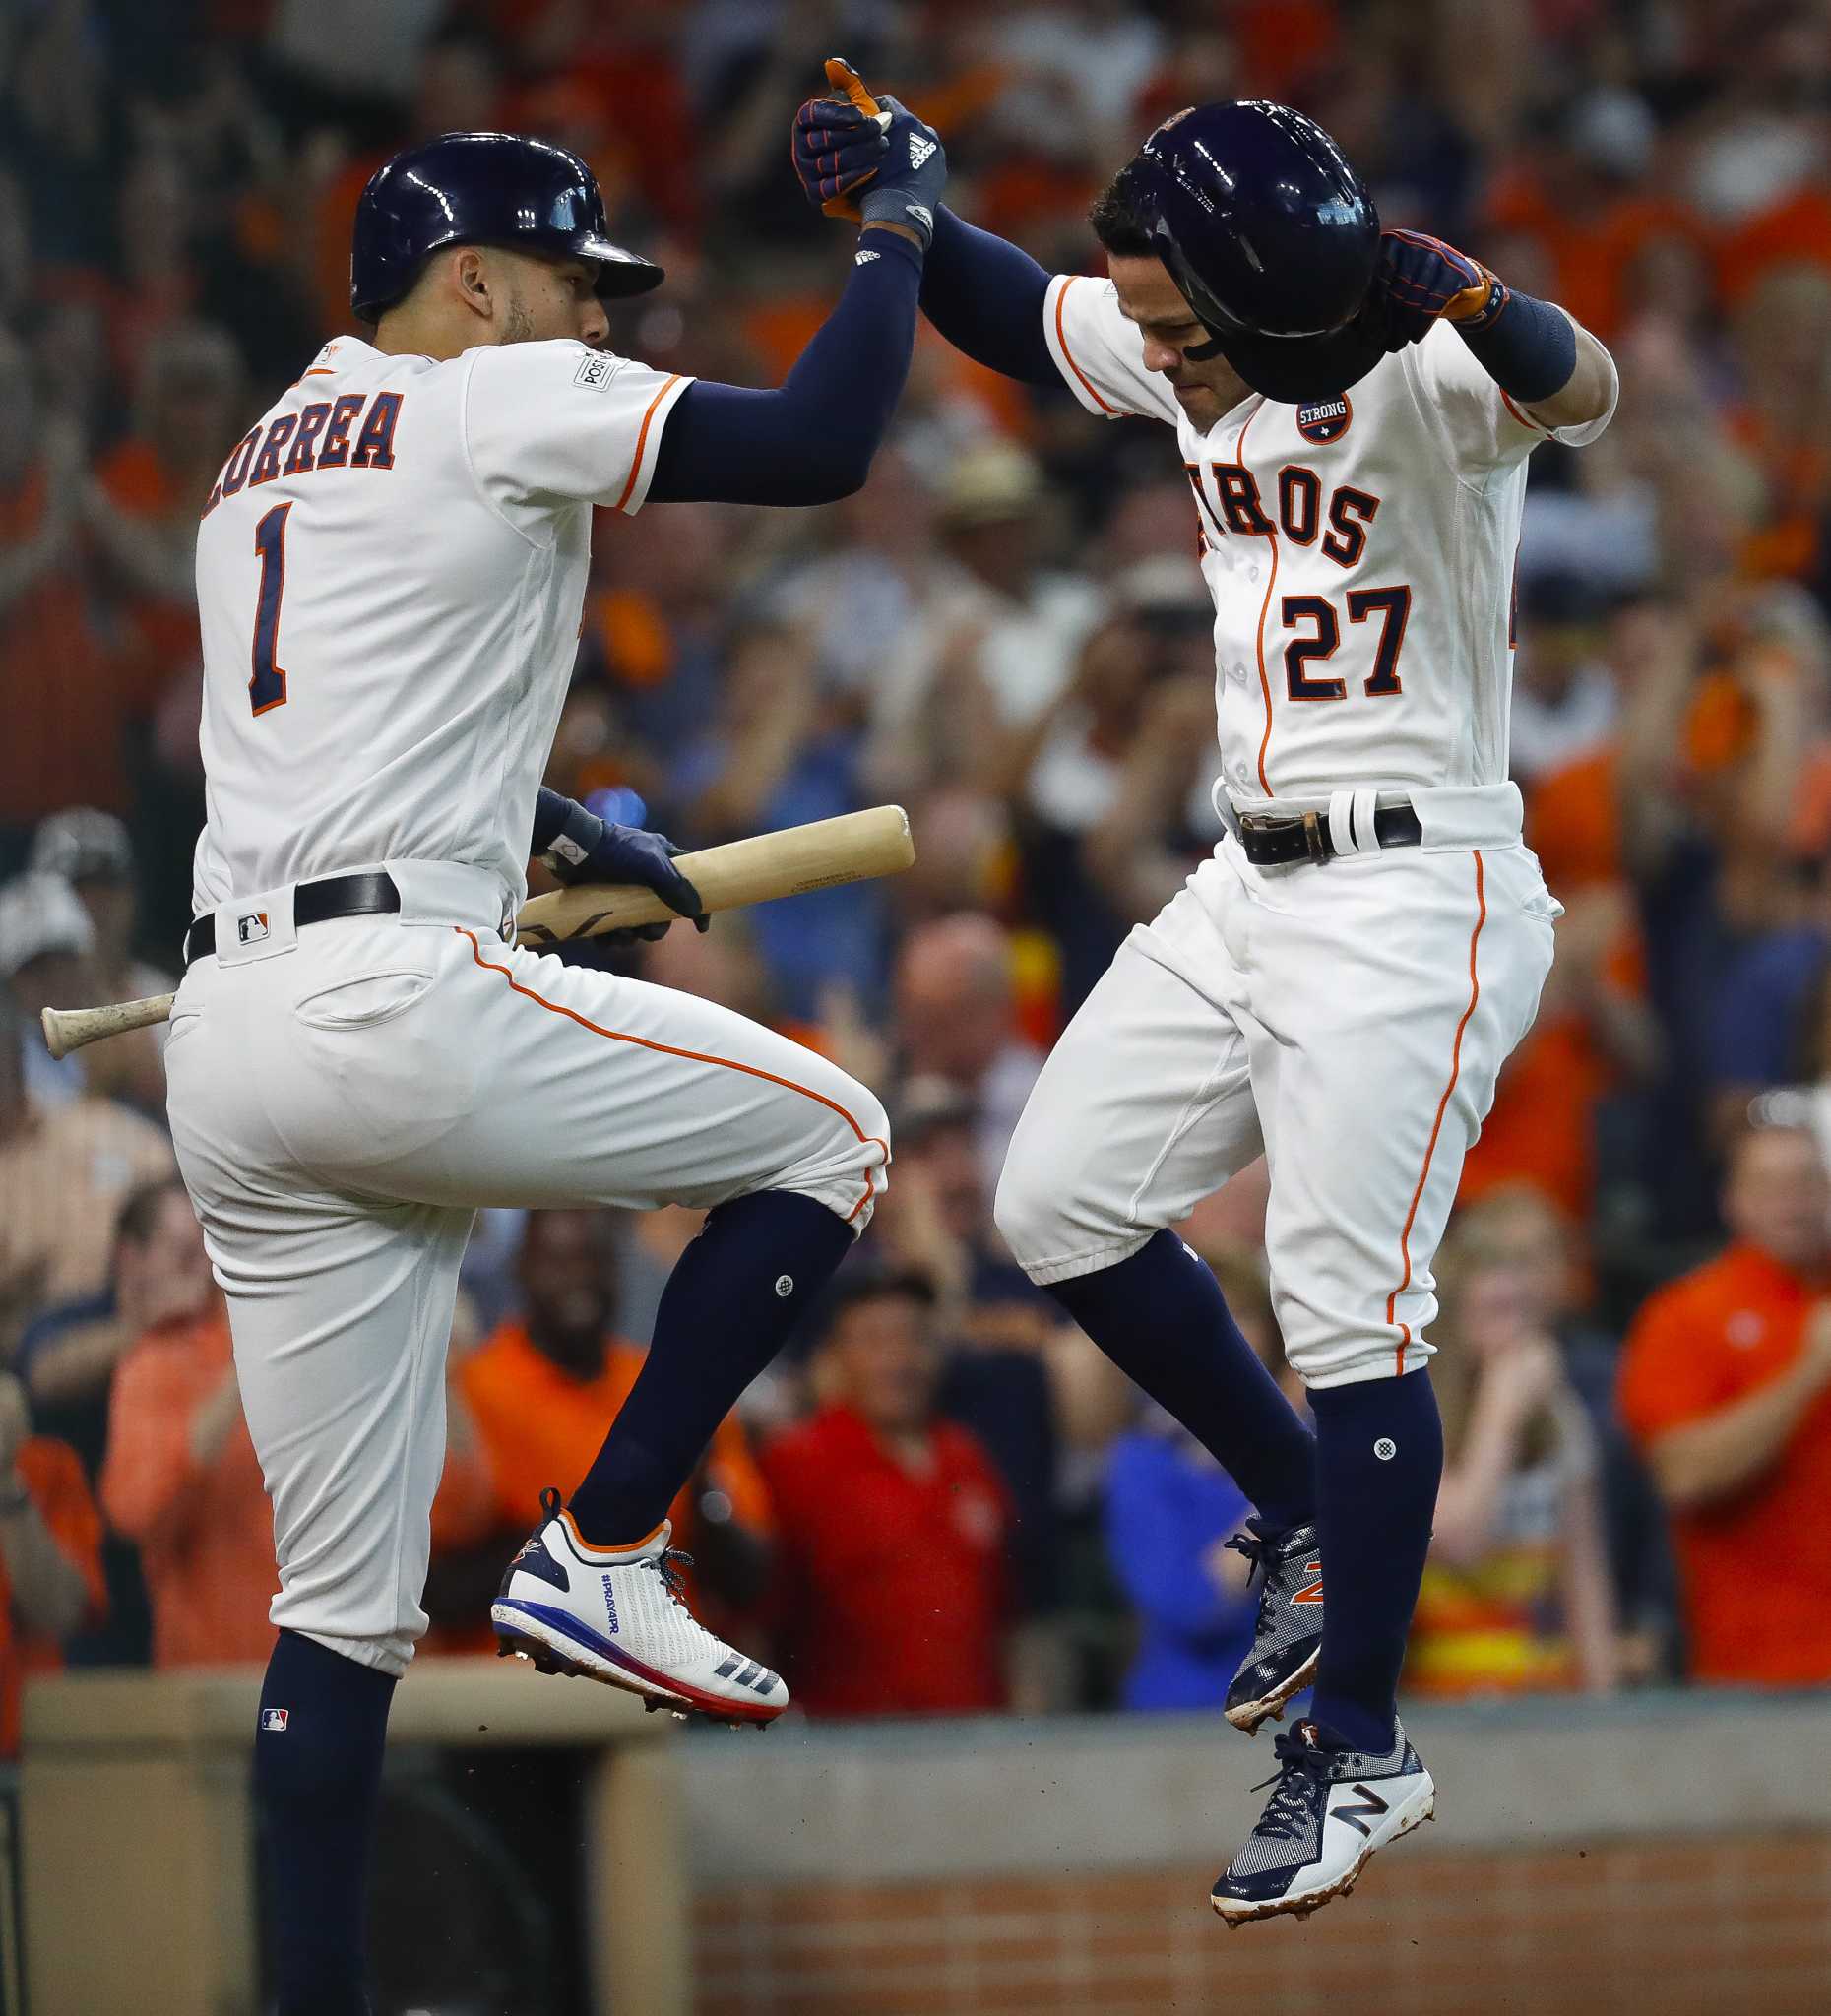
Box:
[250,502,291,715]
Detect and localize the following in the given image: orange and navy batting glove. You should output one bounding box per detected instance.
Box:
[1358,228,1503,351]
[791,58,891,220]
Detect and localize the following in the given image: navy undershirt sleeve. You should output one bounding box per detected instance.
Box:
[918,206,1060,389]
[648,228,924,506]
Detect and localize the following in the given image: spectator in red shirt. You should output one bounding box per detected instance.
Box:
[1617,1120,1831,1683]
[762,1272,1016,1719]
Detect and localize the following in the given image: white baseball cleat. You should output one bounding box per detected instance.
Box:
[1210,1717,1435,1924]
[491,1488,788,1728]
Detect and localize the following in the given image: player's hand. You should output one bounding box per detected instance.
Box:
[547,816,710,943]
[792,62,891,219]
[1356,228,1500,352]
[792,59,945,244]
[859,94,946,245]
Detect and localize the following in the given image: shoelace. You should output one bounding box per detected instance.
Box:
[1225,1529,1277,1636]
[653,1546,695,1606]
[1248,1731,1334,1842]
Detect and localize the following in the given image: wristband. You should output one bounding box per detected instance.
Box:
[1452,285,1578,407]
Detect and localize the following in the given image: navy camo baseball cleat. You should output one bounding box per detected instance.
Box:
[1223,1518,1324,1733]
[492,1488,788,1728]
[1211,1717,1435,1924]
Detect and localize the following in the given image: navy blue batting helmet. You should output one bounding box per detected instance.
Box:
[350,131,663,323]
[1114,101,1383,404]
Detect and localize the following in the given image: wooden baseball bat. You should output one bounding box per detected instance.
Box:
[39,805,915,1060]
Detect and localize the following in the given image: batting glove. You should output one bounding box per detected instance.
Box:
[857,96,946,247]
[1357,228,1503,352]
[540,799,708,944]
[792,92,889,215]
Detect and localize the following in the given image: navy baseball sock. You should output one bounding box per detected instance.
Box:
[1042,1231,1315,1532]
[1307,1368,1444,1754]
[254,1628,396,2016]
[566,1190,853,1544]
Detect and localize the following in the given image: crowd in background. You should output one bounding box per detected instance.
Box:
[8,0,1831,1743]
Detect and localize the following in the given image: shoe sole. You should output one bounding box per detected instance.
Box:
[490,1600,784,1731]
[1211,1781,1436,1925]
[1224,1646,1320,1736]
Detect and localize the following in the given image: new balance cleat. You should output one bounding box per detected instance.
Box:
[1211,1717,1434,1924]
[1223,1519,1323,1733]
[491,1488,788,1728]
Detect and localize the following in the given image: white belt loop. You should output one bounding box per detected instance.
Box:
[1327,788,1382,857]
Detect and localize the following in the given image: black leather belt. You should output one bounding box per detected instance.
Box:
[1236,801,1423,867]
[184,872,402,963]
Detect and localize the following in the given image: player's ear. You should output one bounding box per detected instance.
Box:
[453,247,494,322]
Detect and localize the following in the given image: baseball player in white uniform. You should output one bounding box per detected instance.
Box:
[169,114,948,2015]
[794,93,1616,1920]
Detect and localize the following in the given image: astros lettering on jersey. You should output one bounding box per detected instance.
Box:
[1041,277,1617,810]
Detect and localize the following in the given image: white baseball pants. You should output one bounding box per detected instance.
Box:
[994,835,1557,1387]
[165,867,888,1673]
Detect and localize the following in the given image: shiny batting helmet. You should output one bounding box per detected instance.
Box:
[350,131,663,323]
[1113,101,1383,405]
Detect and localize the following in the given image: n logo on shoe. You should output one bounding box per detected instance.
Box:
[1333,1784,1390,1838]
[1293,1564,1324,1606]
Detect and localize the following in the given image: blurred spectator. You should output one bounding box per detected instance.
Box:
[97,1228,275,1668]
[762,1272,1016,1717]
[0,871,98,1106]
[0,331,158,834]
[873,1076,1065,1636]
[1408,1244,1618,1699]
[0,1370,105,1756]
[21,1175,207,1669]
[1618,1120,1831,1685]
[676,618,886,1016]
[866,442,1103,805]
[30,809,175,1115]
[893,913,1044,1187]
[454,1210,773,1617]
[1509,571,1618,786]
[1452,1187,1677,1682]
[1104,1251,1291,1712]
[99,1196,492,1668]
[0,988,174,1361]
[93,323,244,671]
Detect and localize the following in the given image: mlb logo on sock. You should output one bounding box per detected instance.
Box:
[260,1707,290,1732]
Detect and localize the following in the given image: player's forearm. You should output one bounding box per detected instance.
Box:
[918,207,1062,388]
[646,228,924,506]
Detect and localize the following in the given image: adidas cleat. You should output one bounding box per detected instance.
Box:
[1223,1519,1323,1734]
[491,1488,788,1728]
[1211,1717,1434,1925]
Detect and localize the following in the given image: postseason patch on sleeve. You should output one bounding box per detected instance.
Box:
[573,351,616,392]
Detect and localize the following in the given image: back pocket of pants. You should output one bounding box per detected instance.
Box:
[292,969,434,1033]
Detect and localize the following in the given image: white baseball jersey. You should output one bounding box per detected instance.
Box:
[171,330,891,1679]
[1041,276,1617,810]
[190,334,693,914]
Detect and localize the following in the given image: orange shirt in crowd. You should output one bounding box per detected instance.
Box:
[458,1319,773,1549]
[102,1309,496,1668]
[101,1309,281,1668]
[0,1438,106,1756]
[1618,1242,1831,1684]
